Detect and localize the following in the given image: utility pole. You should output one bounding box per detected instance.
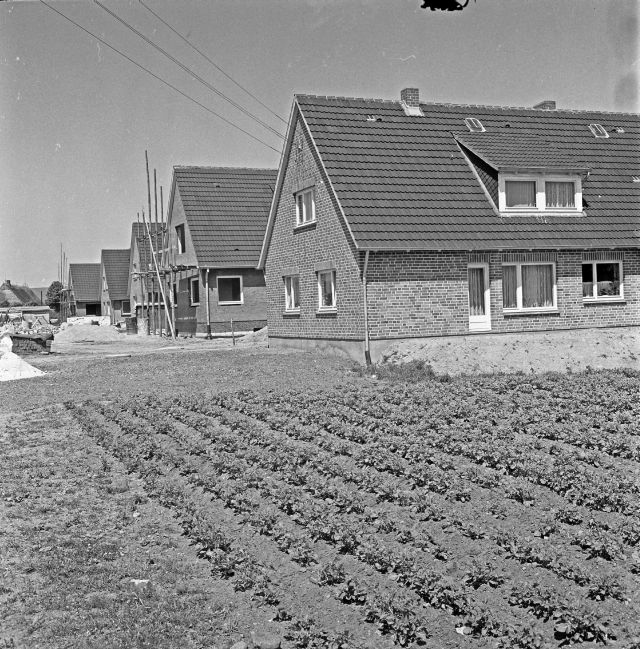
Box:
[145,151,155,334]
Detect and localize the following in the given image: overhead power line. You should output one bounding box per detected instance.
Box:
[139,0,287,126]
[39,0,281,153]
[93,0,285,140]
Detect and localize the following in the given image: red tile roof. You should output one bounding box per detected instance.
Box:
[69,264,101,302]
[101,249,130,300]
[174,166,277,267]
[292,95,640,251]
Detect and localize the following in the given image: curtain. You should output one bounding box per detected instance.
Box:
[285,276,300,310]
[522,264,553,308]
[468,268,485,316]
[319,272,334,307]
[505,181,536,207]
[546,182,575,208]
[502,266,517,308]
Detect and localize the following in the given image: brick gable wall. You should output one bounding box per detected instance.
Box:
[264,116,364,342]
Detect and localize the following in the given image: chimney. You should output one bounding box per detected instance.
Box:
[401,87,420,107]
[533,100,556,110]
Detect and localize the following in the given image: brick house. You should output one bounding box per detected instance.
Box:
[67,263,102,317]
[259,89,640,362]
[163,166,277,335]
[101,249,131,324]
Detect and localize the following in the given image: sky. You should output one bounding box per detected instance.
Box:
[1,0,638,287]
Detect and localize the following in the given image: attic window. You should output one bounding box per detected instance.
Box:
[366,115,383,122]
[465,117,485,133]
[633,176,640,183]
[588,124,609,138]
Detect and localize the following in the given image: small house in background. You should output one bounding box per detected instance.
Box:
[0,280,40,307]
[101,249,131,324]
[68,263,102,316]
[163,166,277,336]
[128,222,164,333]
[259,89,640,362]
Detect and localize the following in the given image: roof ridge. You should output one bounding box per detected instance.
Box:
[174,165,277,172]
[296,93,640,117]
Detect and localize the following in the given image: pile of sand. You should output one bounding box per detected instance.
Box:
[0,335,45,382]
[53,324,124,345]
[237,326,268,346]
[380,327,640,375]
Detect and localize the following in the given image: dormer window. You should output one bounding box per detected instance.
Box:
[505,181,535,208]
[545,181,575,208]
[499,175,581,213]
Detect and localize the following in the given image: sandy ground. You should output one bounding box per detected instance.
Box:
[48,324,242,359]
[380,325,640,375]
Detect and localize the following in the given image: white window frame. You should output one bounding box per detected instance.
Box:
[498,175,582,214]
[217,275,244,306]
[189,277,200,306]
[502,262,557,313]
[582,260,624,302]
[317,270,336,312]
[284,275,300,312]
[295,187,316,226]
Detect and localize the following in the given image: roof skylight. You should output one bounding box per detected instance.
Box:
[588,124,609,138]
[465,117,485,133]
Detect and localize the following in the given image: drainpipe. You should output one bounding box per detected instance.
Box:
[363,250,371,366]
[205,268,212,339]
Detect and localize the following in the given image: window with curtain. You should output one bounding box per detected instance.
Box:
[582,262,622,300]
[295,188,315,225]
[284,275,300,311]
[502,266,518,309]
[522,265,554,308]
[502,263,555,311]
[505,181,536,208]
[317,270,336,309]
[545,181,575,208]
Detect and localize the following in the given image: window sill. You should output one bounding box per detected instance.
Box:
[499,210,584,217]
[503,308,559,316]
[190,302,200,307]
[316,309,337,317]
[283,310,301,318]
[218,301,244,306]
[294,221,317,233]
[583,298,626,305]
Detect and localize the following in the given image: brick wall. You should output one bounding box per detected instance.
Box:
[264,116,364,342]
[367,248,640,339]
[203,268,267,333]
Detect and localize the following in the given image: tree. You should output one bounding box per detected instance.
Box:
[45,281,63,312]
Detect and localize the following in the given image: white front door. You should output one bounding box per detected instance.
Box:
[468,264,491,332]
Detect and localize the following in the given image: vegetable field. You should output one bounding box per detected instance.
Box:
[68,369,640,648]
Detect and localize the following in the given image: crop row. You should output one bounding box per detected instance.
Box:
[227,387,640,522]
[111,396,629,645]
[69,401,416,649]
